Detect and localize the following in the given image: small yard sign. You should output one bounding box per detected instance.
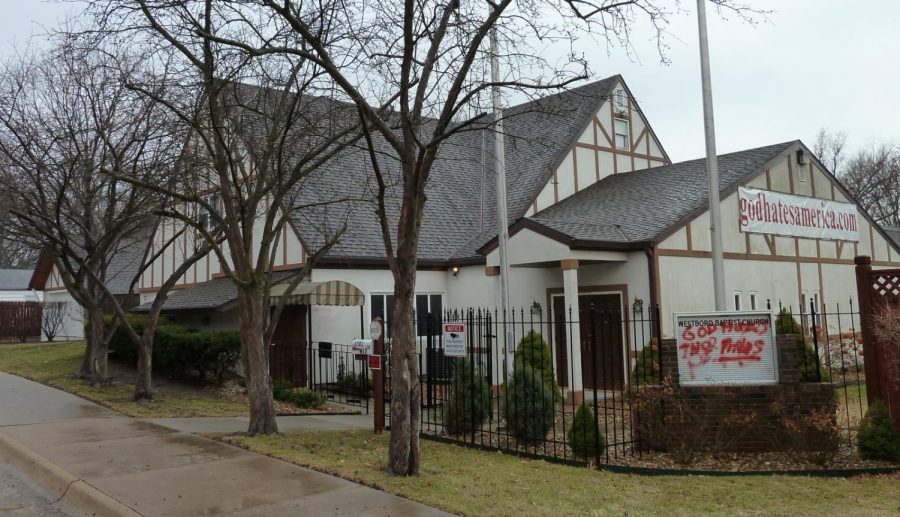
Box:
[351,339,373,356]
[674,311,778,386]
[442,323,466,357]
[368,354,382,370]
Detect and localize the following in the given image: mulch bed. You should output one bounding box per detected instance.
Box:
[218,381,360,415]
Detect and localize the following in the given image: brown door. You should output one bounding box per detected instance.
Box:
[579,294,624,390]
[270,305,308,387]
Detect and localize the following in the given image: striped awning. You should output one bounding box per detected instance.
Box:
[269,280,365,307]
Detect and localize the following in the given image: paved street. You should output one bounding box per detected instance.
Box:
[0,372,450,516]
[0,459,72,516]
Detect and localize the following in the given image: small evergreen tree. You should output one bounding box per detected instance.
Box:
[631,339,660,385]
[568,403,604,460]
[857,399,900,461]
[444,358,492,435]
[505,361,556,444]
[774,309,830,382]
[514,330,559,399]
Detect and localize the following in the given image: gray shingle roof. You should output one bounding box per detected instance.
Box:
[885,227,900,249]
[228,77,622,263]
[133,271,296,312]
[0,269,34,290]
[105,238,148,295]
[528,141,798,245]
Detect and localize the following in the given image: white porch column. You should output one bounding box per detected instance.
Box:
[561,259,583,400]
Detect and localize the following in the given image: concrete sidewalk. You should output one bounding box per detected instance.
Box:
[145,413,372,434]
[0,372,450,516]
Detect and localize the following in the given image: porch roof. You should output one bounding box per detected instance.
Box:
[269,280,364,307]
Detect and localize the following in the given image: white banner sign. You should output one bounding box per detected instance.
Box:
[675,311,778,386]
[738,187,859,242]
[443,323,466,357]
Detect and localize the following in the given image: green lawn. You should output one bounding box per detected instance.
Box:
[224,430,900,517]
[0,342,247,418]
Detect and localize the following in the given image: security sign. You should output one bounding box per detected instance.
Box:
[443,323,466,357]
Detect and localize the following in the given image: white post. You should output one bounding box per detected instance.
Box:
[562,261,583,397]
[696,0,727,311]
[490,27,514,370]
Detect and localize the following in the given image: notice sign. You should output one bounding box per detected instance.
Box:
[443,323,467,357]
[738,187,859,242]
[675,311,778,386]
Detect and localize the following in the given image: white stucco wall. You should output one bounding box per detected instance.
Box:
[42,290,84,341]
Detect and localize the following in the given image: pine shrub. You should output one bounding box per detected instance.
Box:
[774,309,830,382]
[443,358,491,435]
[272,379,295,401]
[857,399,900,461]
[568,403,604,460]
[631,339,660,385]
[504,362,556,444]
[514,330,559,399]
[290,388,326,409]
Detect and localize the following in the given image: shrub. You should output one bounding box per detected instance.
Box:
[775,405,841,466]
[272,379,295,401]
[631,339,660,385]
[108,314,240,384]
[444,358,491,435]
[289,388,326,409]
[568,403,604,460]
[774,309,830,382]
[504,362,556,444]
[338,371,370,394]
[514,330,560,400]
[857,399,900,462]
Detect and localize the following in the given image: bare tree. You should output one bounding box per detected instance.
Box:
[40,301,68,342]
[813,128,848,175]
[89,0,362,433]
[0,38,204,392]
[178,0,763,474]
[841,143,900,227]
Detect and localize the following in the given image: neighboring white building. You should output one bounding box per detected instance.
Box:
[34,76,900,397]
[0,269,41,302]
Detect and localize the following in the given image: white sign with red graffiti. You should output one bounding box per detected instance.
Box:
[674,311,778,386]
[738,187,859,242]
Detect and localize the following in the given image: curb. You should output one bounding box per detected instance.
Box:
[0,432,141,517]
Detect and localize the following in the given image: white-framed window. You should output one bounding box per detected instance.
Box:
[370,292,443,338]
[614,118,629,149]
[733,291,742,311]
[614,88,627,113]
[198,193,220,232]
[800,290,821,313]
[749,292,758,311]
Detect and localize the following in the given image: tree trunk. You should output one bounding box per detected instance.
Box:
[79,309,94,378]
[134,328,155,401]
[388,262,421,475]
[87,304,108,386]
[238,287,278,434]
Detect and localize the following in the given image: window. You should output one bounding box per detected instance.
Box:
[614,118,629,149]
[198,193,220,232]
[813,291,821,313]
[733,291,742,311]
[749,292,758,311]
[370,293,443,338]
[614,88,627,113]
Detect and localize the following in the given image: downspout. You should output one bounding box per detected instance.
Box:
[645,244,660,336]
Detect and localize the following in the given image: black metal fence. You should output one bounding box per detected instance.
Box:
[771,299,867,447]
[308,342,371,413]
[376,300,868,466]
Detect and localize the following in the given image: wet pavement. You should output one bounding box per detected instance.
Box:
[145,413,372,434]
[0,458,73,516]
[0,372,451,516]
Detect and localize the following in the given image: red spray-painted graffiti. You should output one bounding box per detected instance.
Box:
[675,315,776,384]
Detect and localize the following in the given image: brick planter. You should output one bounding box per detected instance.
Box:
[633,335,836,453]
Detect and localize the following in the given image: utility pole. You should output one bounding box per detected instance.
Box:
[696,0,727,311]
[490,27,514,371]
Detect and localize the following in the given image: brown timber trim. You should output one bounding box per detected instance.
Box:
[595,116,612,146]
[818,262,825,309]
[787,158,795,194]
[628,104,635,172]
[485,266,500,276]
[574,141,665,163]
[686,223,693,251]
[795,261,803,307]
[553,169,559,203]
[837,241,844,259]
[560,259,579,271]
[572,144,579,192]
[546,283,631,364]
[765,169,772,190]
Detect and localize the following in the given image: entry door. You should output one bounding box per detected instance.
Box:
[579,294,624,391]
[553,294,624,391]
[270,305,308,387]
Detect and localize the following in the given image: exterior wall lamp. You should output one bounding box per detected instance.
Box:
[530,300,542,318]
[451,266,459,276]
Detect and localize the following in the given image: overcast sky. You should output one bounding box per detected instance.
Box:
[1,0,897,163]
